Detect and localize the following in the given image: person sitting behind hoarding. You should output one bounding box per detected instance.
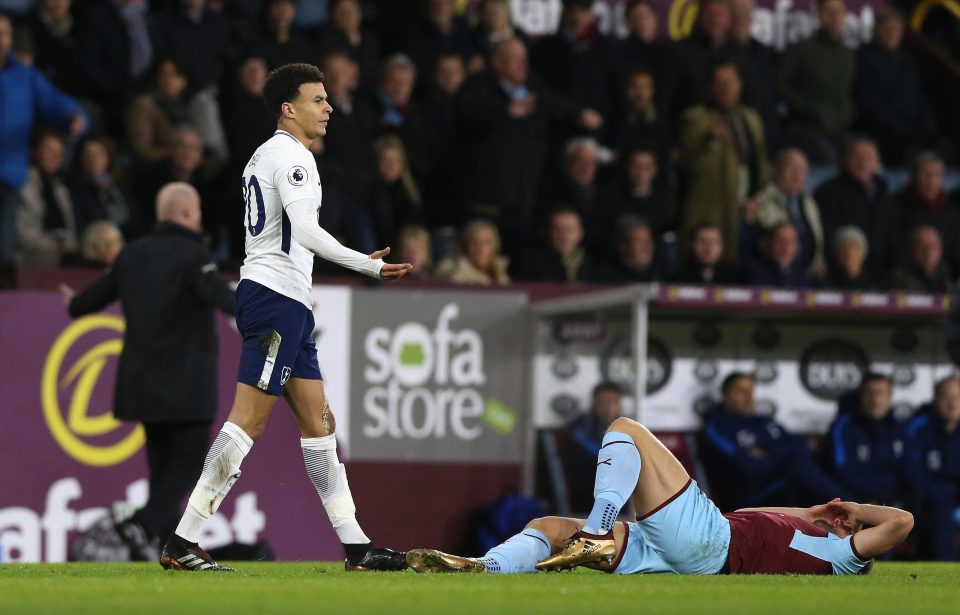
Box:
[821,373,904,505]
[701,372,854,511]
[561,382,625,513]
[903,376,960,561]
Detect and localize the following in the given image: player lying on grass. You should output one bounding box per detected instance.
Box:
[407,417,914,575]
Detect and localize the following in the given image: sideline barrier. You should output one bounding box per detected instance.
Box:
[0,286,529,563]
[533,284,952,433]
[1,281,952,562]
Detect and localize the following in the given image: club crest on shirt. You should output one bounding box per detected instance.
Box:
[288,166,307,186]
[280,366,292,386]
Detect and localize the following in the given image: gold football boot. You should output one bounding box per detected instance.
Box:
[405,549,488,574]
[535,533,617,572]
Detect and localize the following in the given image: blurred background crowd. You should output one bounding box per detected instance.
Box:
[1,0,958,292]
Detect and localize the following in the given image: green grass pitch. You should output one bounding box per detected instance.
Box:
[1,562,958,614]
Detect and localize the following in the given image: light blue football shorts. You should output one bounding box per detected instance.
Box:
[612,479,730,575]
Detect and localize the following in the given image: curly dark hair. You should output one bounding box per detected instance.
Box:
[263,63,325,120]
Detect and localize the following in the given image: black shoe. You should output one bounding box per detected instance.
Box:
[116,520,159,562]
[345,546,408,571]
[160,534,235,571]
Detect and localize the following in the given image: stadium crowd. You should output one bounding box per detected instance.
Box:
[1,0,957,291]
[560,373,960,560]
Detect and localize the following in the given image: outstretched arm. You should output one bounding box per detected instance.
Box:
[285,199,412,280]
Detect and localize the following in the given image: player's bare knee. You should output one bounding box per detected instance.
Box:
[609,416,641,435]
[525,516,551,533]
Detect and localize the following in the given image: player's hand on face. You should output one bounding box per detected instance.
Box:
[808,498,843,521]
[370,246,414,281]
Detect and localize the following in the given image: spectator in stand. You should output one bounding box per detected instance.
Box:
[679,61,767,261]
[622,0,662,75]
[701,372,854,511]
[402,0,474,76]
[370,135,425,250]
[885,226,954,293]
[79,220,124,267]
[129,54,229,165]
[127,56,192,163]
[815,138,897,277]
[616,69,670,166]
[749,222,811,288]
[824,226,876,290]
[152,0,230,92]
[513,207,597,282]
[561,381,624,512]
[71,135,140,239]
[134,127,225,246]
[531,0,623,144]
[904,376,960,561]
[660,0,756,130]
[17,130,78,267]
[755,148,825,276]
[253,0,314,69]
[318,0,380,93]
[318,51,375,187]
[396,225,434,280]
[729,0,780,153]
[605,148,676,241]
[821,373,904,505]
[28,0,87,99]
[469,0,525,71]
[898,152,960,272]
[777,0,855,164]
[220,55,274,261]
[368,54,435,183]
[597,215,660,283]
[77,0,152,133]
[540,137,604,238]
[673,222,743,284]
[0,13,86,287]
[854,8,938,166]
[221,55,275,172]
[420,51,465,226]
[454,37,601,254]
[435,219,510,285]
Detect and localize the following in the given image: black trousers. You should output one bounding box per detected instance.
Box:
[131,421,212,542]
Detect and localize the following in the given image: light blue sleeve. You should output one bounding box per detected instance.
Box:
[788,531,869,575]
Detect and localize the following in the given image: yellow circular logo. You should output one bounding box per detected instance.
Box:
[41,314,144,467]
[668,0,699,40]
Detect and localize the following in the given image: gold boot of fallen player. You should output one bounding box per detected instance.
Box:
[406,549,488,574]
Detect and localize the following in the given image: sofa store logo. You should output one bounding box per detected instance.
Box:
[41,315,144,467]
[361,303,516,441]
[799,338,870,401]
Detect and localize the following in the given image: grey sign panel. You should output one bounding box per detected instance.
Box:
[349,290,528,462]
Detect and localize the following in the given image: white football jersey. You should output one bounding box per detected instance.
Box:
[239,130,320,308]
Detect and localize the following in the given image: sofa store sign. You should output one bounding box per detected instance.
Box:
[351,291,528,462]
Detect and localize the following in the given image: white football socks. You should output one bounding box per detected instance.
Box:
[175,422,253,543]
[301,434,370,545]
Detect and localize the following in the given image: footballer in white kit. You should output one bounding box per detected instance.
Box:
[160,63,413,573]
